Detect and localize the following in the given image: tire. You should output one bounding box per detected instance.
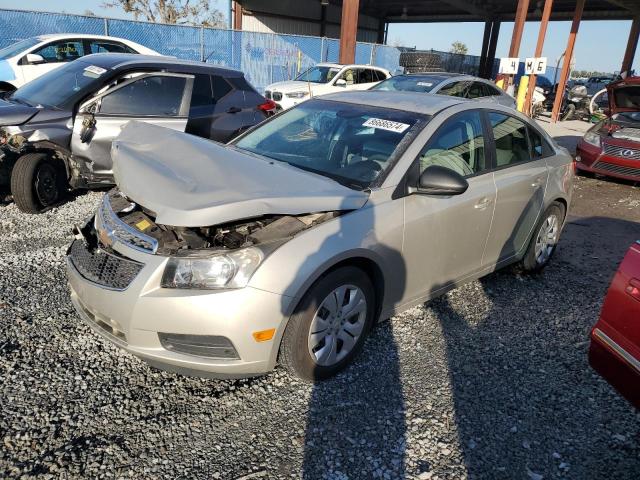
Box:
[10,153,67,213]
[279,266,376,381]
[522,202,565,273]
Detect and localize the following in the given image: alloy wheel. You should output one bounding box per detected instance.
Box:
[307,284,367,367]
[534,213,559,265]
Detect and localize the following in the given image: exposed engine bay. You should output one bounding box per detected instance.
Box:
[99,190,340,255]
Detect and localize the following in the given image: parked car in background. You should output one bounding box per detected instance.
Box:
[264,63,391,110]
[0,34,158,92]
[576,76,640,181]
[585,75,615,96]
[66,92,573,381]
[0,53,275,213]
[371,73,516,108]
[589,241,640,409]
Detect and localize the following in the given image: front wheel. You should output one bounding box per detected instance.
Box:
[10,153,67,213]
[279,266,375,381]
[522,202,565,272]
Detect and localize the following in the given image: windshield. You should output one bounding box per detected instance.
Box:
[371,75,441,93]
[10,59,108,109]
[295,66,340,84]
[234,99,426,189]
[0,38,41,60]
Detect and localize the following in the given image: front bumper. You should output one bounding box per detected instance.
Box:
[576,140,640,181]
[66,242,290,378]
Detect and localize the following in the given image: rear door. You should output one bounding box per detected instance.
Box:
[71,72,193,183]
[482,111,548,266]
[208,74,256,142]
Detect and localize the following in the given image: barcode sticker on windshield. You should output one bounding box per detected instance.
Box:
[84,65,107,76]
[417,82,433,87]
[363,118,410,133]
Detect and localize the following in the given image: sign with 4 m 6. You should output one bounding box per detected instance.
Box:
[525,57,548,75]
[499,57,519,75]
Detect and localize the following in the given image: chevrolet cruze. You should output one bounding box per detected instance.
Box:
[66,91,574,381]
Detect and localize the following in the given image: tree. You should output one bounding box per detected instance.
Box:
[103,0,226,27]
[450,41,468,55]
[84,9,97,16]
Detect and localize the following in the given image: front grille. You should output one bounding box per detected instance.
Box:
[272,91,282,101]
[602,143,640,160]
[96,193,158,254]
[68,240,143,290]
[264,90,271,99]
[592,160,640,178]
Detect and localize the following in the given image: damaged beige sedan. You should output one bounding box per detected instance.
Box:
[66,92,573,380]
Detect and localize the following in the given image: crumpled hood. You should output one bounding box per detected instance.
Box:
[111,122,369,227]
[266,80,315,93]
[0,98,39,126]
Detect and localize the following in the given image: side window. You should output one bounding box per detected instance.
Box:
[211,75,233,100]
[190,74,213,108]
[340,68,356,85]
[358,69,376,84]
[99,75,187,116]
[483,84,502,96]
[32,40,84,63]
[466,82,487,99]
[418,110,486,177]
[88,40,136,54]
[437,81,471,98]
[489,112,531,167]
[528,127,551,159]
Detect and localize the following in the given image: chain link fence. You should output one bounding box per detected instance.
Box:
[0,8,401,93]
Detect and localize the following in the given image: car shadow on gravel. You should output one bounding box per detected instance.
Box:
[430,215,640,479]
[286,197,409,479]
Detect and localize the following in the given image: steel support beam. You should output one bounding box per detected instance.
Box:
[339,0,360,64]
[524,0,554,114]
[621,16,640,76]
[232,0,242,30]
[551,0,585,122]
[508,0,531,57]
[486,21,501,78]
[479,21,492,78]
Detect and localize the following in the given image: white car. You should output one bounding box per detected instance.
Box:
[265,63,391,110]
[0,34,159,92]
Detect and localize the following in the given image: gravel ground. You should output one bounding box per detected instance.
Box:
[1,175,639,480]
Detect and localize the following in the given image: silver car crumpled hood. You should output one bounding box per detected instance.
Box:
[111,122,369,227]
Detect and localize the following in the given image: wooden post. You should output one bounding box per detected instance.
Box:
[232,1,242,30]
[621,16,640,77]
[551,0,585,122]
[524,0,554,115]
[339,0,360,64]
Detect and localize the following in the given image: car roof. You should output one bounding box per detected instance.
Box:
[77,53,243,76]
[319,90,468,115]
[36,33,137,42]
[405,72,463,79]
[316,62,388,70]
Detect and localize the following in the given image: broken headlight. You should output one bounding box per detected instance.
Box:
[583,130,601,148]
[161,247,264,290]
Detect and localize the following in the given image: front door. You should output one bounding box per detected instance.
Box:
[71,72,193,184]
[482,112,547,266]
[402,110,496,304]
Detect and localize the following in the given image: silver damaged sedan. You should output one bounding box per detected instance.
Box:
[66,91,574,381]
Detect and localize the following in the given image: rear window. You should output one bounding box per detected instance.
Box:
[613,86,640,110]
[372,75,442,93]
[227,76,255,92]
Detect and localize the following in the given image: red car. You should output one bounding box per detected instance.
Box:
[589,241,640,409]
[576,76,640,181]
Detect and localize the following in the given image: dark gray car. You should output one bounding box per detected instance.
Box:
[372,72,516,108]
[0,53,274,213]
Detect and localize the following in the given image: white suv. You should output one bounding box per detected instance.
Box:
[0,34,159,92]
[265,63,391,110]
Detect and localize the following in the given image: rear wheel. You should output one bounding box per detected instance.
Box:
[10,153,67,213]
[279,266,375,381]
[522,202,565,272]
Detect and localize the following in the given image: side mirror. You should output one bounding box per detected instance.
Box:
[414,165,469,196]
[335,79,347,87]
[25,53,45,65]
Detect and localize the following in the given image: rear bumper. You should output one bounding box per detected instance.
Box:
[589,326,640,409]
[576,140,640,181]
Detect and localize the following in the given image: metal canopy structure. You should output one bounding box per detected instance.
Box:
[351,0,640,22]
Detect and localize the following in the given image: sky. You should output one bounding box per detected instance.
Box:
[0,0,636,74]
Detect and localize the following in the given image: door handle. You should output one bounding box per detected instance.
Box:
[227,107,241,114]
[474,198,492,209]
